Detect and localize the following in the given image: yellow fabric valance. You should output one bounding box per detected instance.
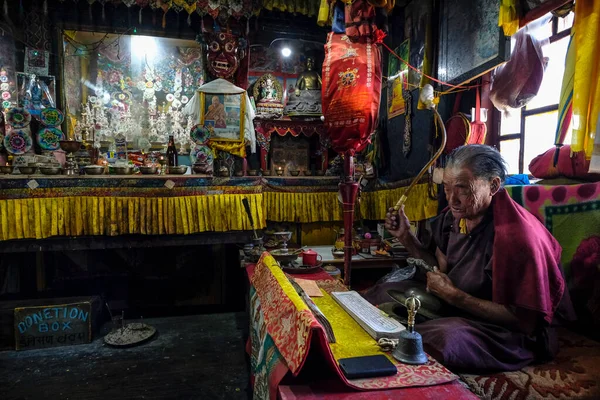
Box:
[265,182,437,223]
[360,182,438,221]
[0,194,265,241]
[0,182,437,241]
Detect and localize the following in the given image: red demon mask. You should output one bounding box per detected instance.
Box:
[206,32,244,79]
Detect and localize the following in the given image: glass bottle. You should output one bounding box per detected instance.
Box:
[166,135,178,167]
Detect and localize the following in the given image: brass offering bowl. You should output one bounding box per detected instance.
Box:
[269,249,300,265]
[247,169,258,176]
[303,170,312,176]
[167,165,187,175]
[40,166,62,175]
[0,166,14,174]
[331,248,345,259]
[58,140,82,153]
[234,170,244,177]
[139,166,158,175]
[316,170,326,176]
[84,165,105,175]
[261,169,272,176]
[289,170,300,176]
[112,166,133,175]
[192,164,210,174]
[18,166,36,174]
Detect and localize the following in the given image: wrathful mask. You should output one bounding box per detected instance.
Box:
[206,32,245,79]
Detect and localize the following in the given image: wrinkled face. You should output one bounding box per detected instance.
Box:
[207,32,240,79]
[212,96,219,105]
[442,166,497,220]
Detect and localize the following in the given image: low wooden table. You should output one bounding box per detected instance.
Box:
[310,245,408,270]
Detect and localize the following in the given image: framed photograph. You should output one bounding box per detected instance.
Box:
[200,92,245,142]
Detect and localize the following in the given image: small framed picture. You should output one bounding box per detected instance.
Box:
[199,92,245,142]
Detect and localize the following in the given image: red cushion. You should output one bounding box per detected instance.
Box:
[529,145,592,179]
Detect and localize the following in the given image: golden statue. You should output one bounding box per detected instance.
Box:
[285,57,323,117]
[294,57,322,95]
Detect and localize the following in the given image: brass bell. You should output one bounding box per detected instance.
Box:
[392,296,428,365]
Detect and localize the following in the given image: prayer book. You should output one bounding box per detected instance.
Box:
[331,291,405,340]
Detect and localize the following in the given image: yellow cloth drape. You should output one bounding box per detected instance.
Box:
[313,291,388,361]
[572,1,600,159]
[265,183,437,223]
[0,184,437,240]
[360,182,438,222]
[262,0,320,17]
[498,0,520,37]
[317,0,331,26]
[0,194,264,241]
[208,140,246,158]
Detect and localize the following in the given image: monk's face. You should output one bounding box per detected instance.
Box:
[443,167,498,220]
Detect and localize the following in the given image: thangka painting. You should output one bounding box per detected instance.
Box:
[200,92,245,142]
[437,0,510,85]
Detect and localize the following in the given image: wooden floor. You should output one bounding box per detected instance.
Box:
[0,313,250,400]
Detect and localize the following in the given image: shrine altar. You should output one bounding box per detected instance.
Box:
[0,176,437,241]
[254,118,329,172]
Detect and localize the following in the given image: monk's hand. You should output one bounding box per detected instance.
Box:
[426,267,458,303]
[384,205,411,241]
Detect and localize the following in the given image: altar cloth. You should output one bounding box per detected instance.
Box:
[246,254,459,400]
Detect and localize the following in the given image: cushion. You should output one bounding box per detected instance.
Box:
[460,327,600,399]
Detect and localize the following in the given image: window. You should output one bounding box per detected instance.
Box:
[498,12,573,175]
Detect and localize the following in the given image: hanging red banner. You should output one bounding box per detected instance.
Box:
[321,32,382,154]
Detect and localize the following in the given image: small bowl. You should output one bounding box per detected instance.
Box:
[139,166,158,175]
[261,170,272,176]
[40,166,62,175]
[219,170,229,177]
[303,170,313,176]
[332,248,345,259]
[316,170,326,176]
[85,165,105,175]
[167,165,187,175]
[247,169,258,176]
[234,171,244,177]
[276,170,284,176]
[112,166,133,175]
[192,164,210,174]
[18,166,36,174]
[289,170,300,176]
[0,166,14,174]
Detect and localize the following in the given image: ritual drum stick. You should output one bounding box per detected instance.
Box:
[393,107,447,211]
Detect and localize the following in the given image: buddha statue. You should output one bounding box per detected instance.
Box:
[284,57,323,117]
[295,57,322,94]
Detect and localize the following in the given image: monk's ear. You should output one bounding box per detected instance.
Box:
[490,177,501,196]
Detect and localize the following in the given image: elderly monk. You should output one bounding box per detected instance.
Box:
[384,145,575,371]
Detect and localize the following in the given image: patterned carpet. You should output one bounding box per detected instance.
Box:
[460,328,600,400]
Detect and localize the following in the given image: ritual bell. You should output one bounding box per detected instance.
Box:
[392,296,428,365]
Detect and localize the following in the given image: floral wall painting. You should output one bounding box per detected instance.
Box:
[62,32,205,149]
[200,92,245,142]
